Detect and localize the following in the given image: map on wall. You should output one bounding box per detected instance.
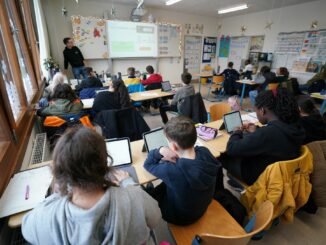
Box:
[71,16,108,59]
[218,35,230,58]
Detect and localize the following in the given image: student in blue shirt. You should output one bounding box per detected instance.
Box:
[144,116,221,225]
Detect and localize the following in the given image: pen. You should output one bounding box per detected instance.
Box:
[25,185,30,200]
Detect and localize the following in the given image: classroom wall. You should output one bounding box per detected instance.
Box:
[217,0,326,83]
[41,0,220,83]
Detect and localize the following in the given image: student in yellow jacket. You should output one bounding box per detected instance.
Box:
[124,67,141,86]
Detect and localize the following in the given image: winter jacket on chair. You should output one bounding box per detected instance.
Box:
[179,93,207,124]
[241,146,313,223]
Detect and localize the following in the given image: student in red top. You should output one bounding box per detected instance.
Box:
[142,65,163,86]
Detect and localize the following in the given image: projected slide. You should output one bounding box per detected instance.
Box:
[107,21,158,58]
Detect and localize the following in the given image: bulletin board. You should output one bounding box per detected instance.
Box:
[228,36,251,70]
[184,35,202,74]
[71,16,108,59]
[202,37,217,63]
[158,23,182,57]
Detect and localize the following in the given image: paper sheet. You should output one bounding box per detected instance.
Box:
[0,166,53,218]
[241,112,259,124]
[81,98,94,108]
[140,93,159,97]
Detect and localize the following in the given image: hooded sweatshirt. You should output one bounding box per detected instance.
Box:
[40,99,82,116]
[141,74,163,86]
[144,146,221,225]
[63,46,84,69]
[226,120,305,185]
[75,76,103,92]
[22,181,161,245]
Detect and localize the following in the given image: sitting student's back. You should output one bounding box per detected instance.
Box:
[223,88,305,185]
[22,127,161,245]
[298,96,326,144]
[144,116,221,225]
[75,67,103,92]
[39,83,82,116]
[124,67,141,86]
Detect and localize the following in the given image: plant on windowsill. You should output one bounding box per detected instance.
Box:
[43,57,60,79]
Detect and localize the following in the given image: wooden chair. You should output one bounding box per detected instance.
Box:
[209,103,231,121]
[169,200,273,245]
[206,76,224,101]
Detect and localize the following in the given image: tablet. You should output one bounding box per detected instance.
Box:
[105,138,132,167]
[223,111,243,134]
[143,128,169,152]
[162,81,172,92]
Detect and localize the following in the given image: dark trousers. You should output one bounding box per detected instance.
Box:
[159,104,178,124]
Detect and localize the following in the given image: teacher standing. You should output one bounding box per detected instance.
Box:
[63,37,87,79]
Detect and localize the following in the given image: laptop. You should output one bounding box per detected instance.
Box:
[105,138,139,182]
[161,81,173,92]
[143,128,169,152]
[221,111,243,134]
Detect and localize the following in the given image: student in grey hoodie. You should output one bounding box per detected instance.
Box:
[159,72,195,124]
[22,127,161,245]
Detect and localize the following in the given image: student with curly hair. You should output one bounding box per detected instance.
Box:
[22,127,161,244]
[221,88,305,185]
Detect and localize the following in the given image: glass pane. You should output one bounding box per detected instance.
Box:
[9,18,33,101]
[0,43,22,121]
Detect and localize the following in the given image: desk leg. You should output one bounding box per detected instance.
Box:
[240,83,246,107]
[320,100,326,114]
[198,77,201,93]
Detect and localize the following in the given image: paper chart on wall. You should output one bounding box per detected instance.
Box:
[228,36,250,70]
[72,16,108,59]
[275,32,305,53]
[184,36,202,74]
[158,24,182,57]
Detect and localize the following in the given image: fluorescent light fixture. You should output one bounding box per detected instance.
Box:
[218,4,248,14]
[166,0,183,6]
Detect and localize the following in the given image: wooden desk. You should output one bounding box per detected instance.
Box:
[310,93,326,114]
[236,80,257,107]
[129,89,174,102]
[192,72,214,93]
[169,200,245,245]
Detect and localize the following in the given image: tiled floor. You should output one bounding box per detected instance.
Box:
[145,82,326,245]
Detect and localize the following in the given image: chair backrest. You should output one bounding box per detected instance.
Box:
[213,76,224,83]
[145,82,162,91]
[198,201,274,245]
[209,103,231,121]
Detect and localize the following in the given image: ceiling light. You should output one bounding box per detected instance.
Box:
[166,0,183,6]
[218,4,248,14]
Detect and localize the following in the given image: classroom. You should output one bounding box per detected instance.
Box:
[0,0,326,244]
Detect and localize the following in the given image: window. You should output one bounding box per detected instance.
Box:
[0,0,43,195]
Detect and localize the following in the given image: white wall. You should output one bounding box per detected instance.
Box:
[217,0,326,83]
[41,0,220,83]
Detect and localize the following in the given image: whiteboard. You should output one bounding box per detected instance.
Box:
[228,36,250,70]
[158,24,182,57]
[71,16,108,59]
[107,20,158,58]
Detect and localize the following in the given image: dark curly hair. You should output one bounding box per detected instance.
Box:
[52,127,113,195]
[255,88,300,124]
[52,83,77,102]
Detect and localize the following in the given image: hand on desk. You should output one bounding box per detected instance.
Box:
[159,147,179,163]
[108,170,130,185]
[234,123,257,134]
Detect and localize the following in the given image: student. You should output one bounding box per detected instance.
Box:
[63,37,87,79]
[124,67,141,86]
[92,78,131,113]
[144,116,221,225]
[141,65,163,87]
[242,59,253,80]
[213,62,240,95]
[298,97,326,144]
[159,72,195,123]
[22,127,161,244]
[221,88,305,185]
[38,83,82,116]
[75,67,103,92]
[275,67,289,83]
[249,66,276,108]
[43,72,66,100]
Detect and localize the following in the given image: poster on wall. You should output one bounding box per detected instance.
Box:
[218,35,230,58]
[228,36,250,70]
[158,24,182,57]
[71,16,108,59]
[275,32,305,53]
[202,37,217,63]
[250,36,265,52]
[184,35,202,74]
[292,56,311,72]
